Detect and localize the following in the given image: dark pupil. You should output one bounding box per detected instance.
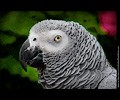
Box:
[57,37,60,39]
[33,38,36,41]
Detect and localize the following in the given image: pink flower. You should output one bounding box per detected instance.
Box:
[99,11,117,37]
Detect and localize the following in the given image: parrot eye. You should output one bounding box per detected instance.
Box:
[54,35,62,42]
[33,38,37,41]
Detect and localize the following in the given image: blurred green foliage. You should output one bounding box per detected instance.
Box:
[0,32,16,45]
[0,56,38,81]
[0,11,117,88]
[0,11,46,36]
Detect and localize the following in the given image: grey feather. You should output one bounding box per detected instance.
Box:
[27,20,117,89]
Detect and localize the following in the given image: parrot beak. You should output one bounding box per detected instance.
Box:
[19,39,44,72]
[19,39,30,72]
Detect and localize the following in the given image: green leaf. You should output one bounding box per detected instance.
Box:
[0,11,46,36]
[0,33,16,45]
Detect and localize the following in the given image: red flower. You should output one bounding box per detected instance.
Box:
[99,11,117,37]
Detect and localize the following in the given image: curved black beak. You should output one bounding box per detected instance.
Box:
[19,39,44,72]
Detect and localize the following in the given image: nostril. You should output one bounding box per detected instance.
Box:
[33,38,37,41]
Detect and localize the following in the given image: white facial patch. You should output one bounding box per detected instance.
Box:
[29,30,69,53]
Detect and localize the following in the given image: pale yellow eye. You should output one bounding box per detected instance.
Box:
[54,35,62,42]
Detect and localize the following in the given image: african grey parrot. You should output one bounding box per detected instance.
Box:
[19,19,117,89]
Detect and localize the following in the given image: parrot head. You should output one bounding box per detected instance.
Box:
[19,20,72,72]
